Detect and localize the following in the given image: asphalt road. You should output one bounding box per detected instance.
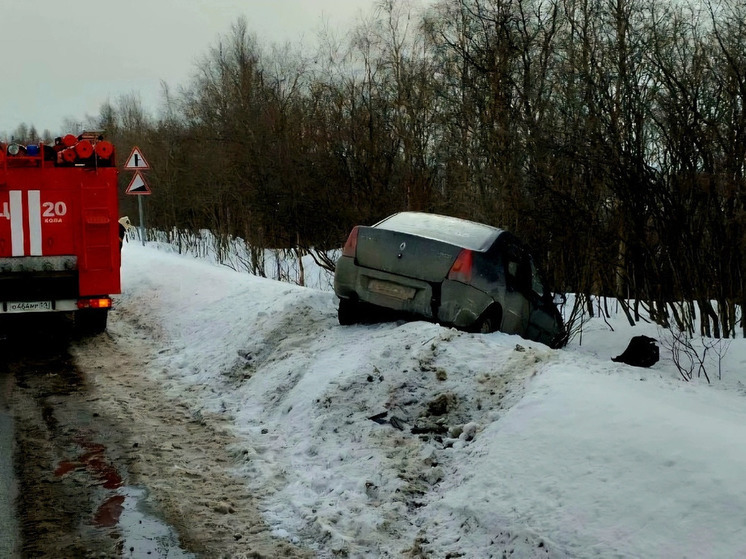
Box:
[0,318,200,559]
[0,313,308,558]
[0,370,19,559]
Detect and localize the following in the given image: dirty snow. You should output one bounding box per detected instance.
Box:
[115,241,746,558]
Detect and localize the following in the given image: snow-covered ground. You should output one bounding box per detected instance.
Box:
[117,240,746,558]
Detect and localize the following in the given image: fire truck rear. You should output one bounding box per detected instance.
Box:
[0,132,120,334]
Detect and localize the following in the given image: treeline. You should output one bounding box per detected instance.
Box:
[66,0,746,336]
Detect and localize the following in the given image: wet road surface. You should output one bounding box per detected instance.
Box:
[0,317,194,558]
[1,366,19,559]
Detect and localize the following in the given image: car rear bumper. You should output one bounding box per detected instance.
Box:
[334,256,435,318]
[334,256,499,329]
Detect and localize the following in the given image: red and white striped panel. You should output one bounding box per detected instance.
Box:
[0,190,73,257]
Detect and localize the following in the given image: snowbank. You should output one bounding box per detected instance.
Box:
[116,242,746,558]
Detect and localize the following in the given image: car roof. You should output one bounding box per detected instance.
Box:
[373,212,504,252]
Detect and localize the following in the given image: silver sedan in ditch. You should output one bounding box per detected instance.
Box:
[333,212,566,348]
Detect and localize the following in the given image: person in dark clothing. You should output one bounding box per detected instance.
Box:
[118,216,132,249]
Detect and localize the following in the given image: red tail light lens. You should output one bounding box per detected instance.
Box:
[448,249,473,283]
[77,297,112,309]
[342,226,360,257]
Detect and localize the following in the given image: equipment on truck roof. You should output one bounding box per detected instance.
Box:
[0,133,121,334]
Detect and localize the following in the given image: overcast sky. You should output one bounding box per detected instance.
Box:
[0,0,386,137]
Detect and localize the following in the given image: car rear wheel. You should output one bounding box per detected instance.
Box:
[474,306,502,334]
[75,309,108,336]
[338,298,360,325]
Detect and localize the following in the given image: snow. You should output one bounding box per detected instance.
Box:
[117,240,746,558]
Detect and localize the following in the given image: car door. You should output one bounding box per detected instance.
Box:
[502,240,563,345]
[523,258,564,347]
[501,243,531,335]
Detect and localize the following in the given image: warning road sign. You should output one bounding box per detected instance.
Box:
[124,147,150,170]
[125,171,151,195]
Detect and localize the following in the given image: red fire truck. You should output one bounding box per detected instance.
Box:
[0,132,120,334]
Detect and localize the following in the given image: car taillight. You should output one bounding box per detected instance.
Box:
[448,249,473,283]
[342,226,360,257]
[77,297,112,309]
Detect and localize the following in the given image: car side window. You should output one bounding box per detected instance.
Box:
[529,260,546,297]
[504,243,541,296]
[516,260,531,292]
[503,244,526,292]
[505,258,524,292]
[472,251,504,292]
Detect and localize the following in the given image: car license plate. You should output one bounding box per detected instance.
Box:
[368,279,416,300]
[6,300,53,313]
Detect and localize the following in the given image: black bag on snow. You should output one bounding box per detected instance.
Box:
[611,335,660,368]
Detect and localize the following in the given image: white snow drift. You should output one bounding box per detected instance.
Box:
[116,241,746,558]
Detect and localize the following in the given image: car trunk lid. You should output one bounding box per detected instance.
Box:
[354,227,462,282]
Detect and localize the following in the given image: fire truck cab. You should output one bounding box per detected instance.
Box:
[0,132,121,334]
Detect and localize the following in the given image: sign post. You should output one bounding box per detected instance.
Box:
[138,197,144,246]
[123,147,151,246]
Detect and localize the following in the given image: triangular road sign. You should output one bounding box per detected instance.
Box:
[125,171,152,195]
[124,146,150,170]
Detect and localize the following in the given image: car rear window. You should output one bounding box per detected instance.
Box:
[374,212,502,252]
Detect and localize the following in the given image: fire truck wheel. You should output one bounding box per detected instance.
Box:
[75,309,108,335]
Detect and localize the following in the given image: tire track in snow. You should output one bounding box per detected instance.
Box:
[69,307,313,559]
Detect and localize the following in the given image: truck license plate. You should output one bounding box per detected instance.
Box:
[368,279,416,300]
[7,301,53,313]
